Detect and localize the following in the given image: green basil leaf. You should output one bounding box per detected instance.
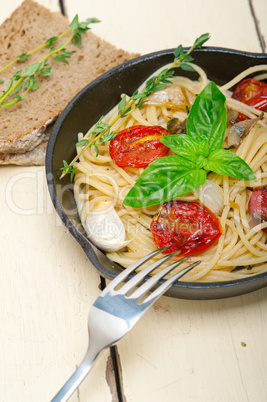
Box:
[205,149,256,181]
[186,81,227,152]
[123,155,207,208]
[161,134,210,159]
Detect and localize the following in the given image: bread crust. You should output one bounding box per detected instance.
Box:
[0,136,48,165]
[0,0,138,164]
[0,122,52,165]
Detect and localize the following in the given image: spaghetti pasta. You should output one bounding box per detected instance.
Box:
[73,63,267,282]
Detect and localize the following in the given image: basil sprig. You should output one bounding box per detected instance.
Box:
[123,81,256,208]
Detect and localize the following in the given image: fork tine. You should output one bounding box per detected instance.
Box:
[130,260,201,302]
[117,251,185,294]
[101,246,171,294]
[143,260,201,304]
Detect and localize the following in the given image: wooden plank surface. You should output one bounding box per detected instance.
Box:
[0,166,113,402]
[65,0,262,54]
[117,289,267,401]
[0,1,267,401]
[252,0,267,52]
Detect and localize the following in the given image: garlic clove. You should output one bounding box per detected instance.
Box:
[146,85,195,111]
[82,200,132,252]
[194,179,223,216]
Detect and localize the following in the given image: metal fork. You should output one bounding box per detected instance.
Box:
[51,247,200,402]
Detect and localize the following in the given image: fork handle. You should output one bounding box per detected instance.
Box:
[50,348,98,402]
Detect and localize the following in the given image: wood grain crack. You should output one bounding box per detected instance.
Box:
[249,0,266,52]
[105,354,119,401]
[58,0,67,16]
[110,346,127,402]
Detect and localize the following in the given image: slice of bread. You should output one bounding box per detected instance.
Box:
[0,126,52,166]
[0,0,139,165]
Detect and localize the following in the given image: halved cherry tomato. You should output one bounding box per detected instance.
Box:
[247,94,267,110]
[150,201,222,256]
[232,78,267,103]
[232,78,267,120]
[248,186,267,233]
[109,125,170,168]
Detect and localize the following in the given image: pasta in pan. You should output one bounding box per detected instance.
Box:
[73,62,267,282]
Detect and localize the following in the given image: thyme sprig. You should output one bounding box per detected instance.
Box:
[60,33,210,180]
[0,15,100,108]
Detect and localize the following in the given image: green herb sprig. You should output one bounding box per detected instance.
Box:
[60,33,210,179]
[123,82,256,208]
[0,15,100,108]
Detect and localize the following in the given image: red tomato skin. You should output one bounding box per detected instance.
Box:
[237,95,267,121]
[247,95,267,110]
[248,187,267,233]
[232,78,266,103]
[232,78,267,120]
[150,201,222,256]
[109,125,170,168]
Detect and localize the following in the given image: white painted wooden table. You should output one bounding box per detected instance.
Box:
[1,1,267,401]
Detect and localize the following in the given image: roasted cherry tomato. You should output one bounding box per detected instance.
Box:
[232,78,267,103]
[109,125,170,168]
[232,78,267,120]
[246,94,267,110]
[150,201,222,256]
[248,186,267,233]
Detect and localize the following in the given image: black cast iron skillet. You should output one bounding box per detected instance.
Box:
[46,47,267,300]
